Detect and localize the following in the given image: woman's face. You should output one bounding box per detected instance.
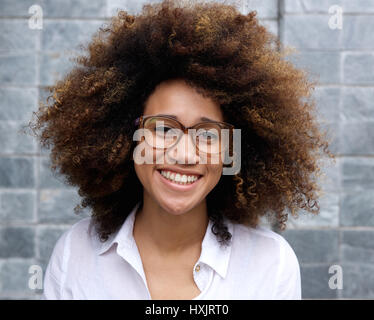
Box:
[134,79,224,215]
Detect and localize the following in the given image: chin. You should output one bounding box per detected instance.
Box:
[158,198,199,216]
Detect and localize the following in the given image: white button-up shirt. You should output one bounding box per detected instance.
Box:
[42,202,301,299]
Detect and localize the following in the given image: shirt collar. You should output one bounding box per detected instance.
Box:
[92,202,234,279]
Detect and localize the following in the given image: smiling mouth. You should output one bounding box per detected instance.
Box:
[156,169,202,185]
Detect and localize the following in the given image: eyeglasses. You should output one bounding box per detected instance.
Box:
[134,115,234,154]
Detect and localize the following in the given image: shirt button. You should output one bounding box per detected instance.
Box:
[195,264,201,272]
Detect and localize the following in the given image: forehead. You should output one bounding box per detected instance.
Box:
[143,79,223,124]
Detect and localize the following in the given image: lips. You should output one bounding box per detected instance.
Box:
[156,167,203,177]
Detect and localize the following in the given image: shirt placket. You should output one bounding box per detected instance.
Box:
[117,241,152,299]
[192,261,212,293]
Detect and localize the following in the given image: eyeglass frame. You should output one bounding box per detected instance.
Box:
[133,114,235,154]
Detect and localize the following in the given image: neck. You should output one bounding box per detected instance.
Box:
[134,191,209,256]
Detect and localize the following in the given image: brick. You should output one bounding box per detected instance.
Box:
[342,16,374,49]
[341,230,374,264]
[0,190,35,222]
[39,52,77,86]
[0,157,35,188]
[0,87,38,121]
[287,192,339,228]
[284,0,374,14]
[285,51,341,84]
[0,227,35,258]
[343,53,374,84]
[37,227,69,268]
[42,0,107,18]
[41,20,104,52]
[0,20,38,52]
[316,157,341,193]
[0,0,42,17]
[107,0,159,17]
[0,121,37,154]
[0,54,37,85]
[300,264,339,299]
[39,157,71,189]
[341,191,374,226]
[339,122,374,155]
[341,157,374,191]
[281,229,339,264]
[318,121,340,155]
[259,19,278,37]
[340,263,374,298]
[341,87,374,121]
[0,259,42,297]
[313,87,340,123]
[38,189,89,223]
[283,15,342,49]
[240,0,278,19]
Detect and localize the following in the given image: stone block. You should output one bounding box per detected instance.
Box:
[284,0,374,14]
[41,20,104,52]
[313,86,340,123]
[38,189,89,223]
[0,121,37,154]
[340,263,374,298]
[341,157,374,191]
[0,157,35,188]
[341,230,374,264]
[285,51,341,84]
[281,229,339,264]
[40,52,77,86]
[0,54,37,85]
[37,227,69,269]
[0,20,38,51]
[0,87,38,121]
[283,15,342,49]
[42,0,106,18]
[0,259,42,297]
[287,192,339,228]
[343,53,374,84]
[339,122,374,155]
[341,87,374,121]
[0,227,35,258]
[39,157,71,189]
[300,264,339,299]
[0,190,36,222]
[0,0,42,17]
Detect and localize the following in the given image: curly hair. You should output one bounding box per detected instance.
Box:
[24,0,335,246]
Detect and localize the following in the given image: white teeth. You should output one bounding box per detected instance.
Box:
[160,170,200,185]
[175,173,181,182]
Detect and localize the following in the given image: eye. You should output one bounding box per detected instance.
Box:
[197,130,219,142]
[155,125,172,133]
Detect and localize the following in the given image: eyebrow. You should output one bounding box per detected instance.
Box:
[155,114,218,122]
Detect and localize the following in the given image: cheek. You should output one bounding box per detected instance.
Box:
[206,164,223,187]
[134,163,152,187]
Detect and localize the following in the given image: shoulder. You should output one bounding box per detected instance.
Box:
[231,223,301,299]
[233,223,299,266]
[50,217,97,263]
[234,223,291,249]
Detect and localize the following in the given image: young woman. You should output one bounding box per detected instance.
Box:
[28,0,335,300]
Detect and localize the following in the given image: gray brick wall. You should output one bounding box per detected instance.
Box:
[0,0,372,299]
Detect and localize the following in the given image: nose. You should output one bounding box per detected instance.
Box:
[165,131,199,165]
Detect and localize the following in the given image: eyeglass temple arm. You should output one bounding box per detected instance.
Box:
[134,116,143,126]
